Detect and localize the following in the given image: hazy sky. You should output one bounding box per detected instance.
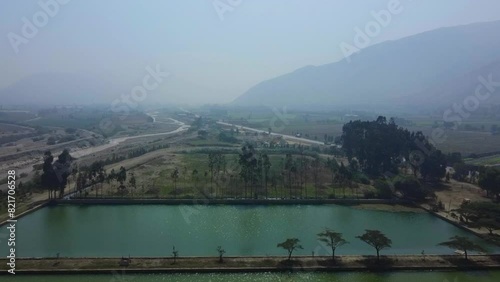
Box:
[2,0,500,105]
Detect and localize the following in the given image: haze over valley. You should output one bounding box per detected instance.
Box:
[1,1,500,280]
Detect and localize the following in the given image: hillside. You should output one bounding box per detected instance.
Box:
[233,21,500,108]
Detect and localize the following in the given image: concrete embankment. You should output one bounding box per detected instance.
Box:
[0,200,49,227]
[1,255,499,274]
[54,198,411,205]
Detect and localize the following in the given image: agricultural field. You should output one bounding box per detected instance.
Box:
[0,110,37,122]
[465,154,500,167]
[405,125,500,155]
[215,109,500,155]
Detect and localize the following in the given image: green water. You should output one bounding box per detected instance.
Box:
[1,272,500,281]
[0,205,498,257]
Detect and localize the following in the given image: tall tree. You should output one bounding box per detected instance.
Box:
[208,153,216,194]
[239,145,258,198]
[171,167,179,198]
[41,150,56,199]
[326,158,338,186]
[356,230,392,262]
[277,238,303,261]
[128,172,136,196]
[335,163,352,198]
[317,229,348,261]
[41,149,74,199]
[438,236,485,260]
[420,150,447,181]
[284,154,294,198]
[478,167,500,197]
[116,166,127,195]
[311,157,321,198]
[192,169,199,190]
[54,149,74,198]
[262,153,271,199]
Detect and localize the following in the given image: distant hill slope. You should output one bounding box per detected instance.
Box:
[232,21,500,108]
[406,60,500,106]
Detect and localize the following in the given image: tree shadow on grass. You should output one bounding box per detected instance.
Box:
[357,256,394,270]
[316,258,344,268]
[276,259,303,270]
[489,254,500,263]
[440,255,482,269]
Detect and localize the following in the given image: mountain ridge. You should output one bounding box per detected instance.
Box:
[232,20,500,108]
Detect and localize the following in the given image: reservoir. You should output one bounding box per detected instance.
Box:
[0,204,498,257]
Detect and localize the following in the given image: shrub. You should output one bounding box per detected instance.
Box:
[363,190,376,199]
[32,136,45,142]
[65,128,77,134]
[356,174,370,185]
[59,135,77,143]
[328,194,337,199]
[394,176,427,200]
[374,179,392,199]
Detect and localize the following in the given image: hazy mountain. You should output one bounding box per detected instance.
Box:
[233,21,500,109]
[406,60,500,107]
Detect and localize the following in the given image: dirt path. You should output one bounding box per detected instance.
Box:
[421,179,499,236]
[434,180,488,212]
[2,255,499,273]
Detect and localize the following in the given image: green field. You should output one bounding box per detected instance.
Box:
[465,154,500,166]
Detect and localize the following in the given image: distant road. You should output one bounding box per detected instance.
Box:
[0,118,190,193]
[216,121,325,146]
[72,118,189,158]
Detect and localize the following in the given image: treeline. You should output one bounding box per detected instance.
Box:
[173,145,361,199]
[341,116,499,201]
[342,116,446,180]
[73,162,136,198]
[12,143,171,201]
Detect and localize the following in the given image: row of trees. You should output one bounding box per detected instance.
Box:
[74,163,135,198]
[278,229,484,262]
[41,149,74,199]
[168,229,482,263]
[278,229,391,262]
[160,145,385,200]
[39,148,139,199]
[238,145,363,199]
